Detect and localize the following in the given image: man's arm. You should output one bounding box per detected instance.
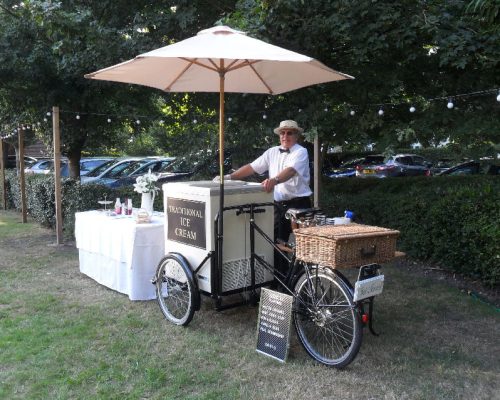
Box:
[262,166,297,193]
[229,164,255,180]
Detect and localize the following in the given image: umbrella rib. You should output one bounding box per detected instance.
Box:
[164,59,197,91]
[224,59,273,94]
[248,61,274,94]
[179,57,219,73]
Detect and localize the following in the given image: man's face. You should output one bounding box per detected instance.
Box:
[279,130,299,149]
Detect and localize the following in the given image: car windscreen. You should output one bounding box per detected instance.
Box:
[86,159,116,177]
[118,160,151,177]
[163,159,192,173]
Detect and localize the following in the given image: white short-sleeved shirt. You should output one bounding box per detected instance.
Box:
[250,143,312,202]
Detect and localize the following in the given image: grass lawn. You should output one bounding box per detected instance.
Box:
[0,210,498,399]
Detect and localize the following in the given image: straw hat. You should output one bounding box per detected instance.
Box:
[273,120,304,135]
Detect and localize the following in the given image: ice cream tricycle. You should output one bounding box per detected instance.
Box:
[152,180,400,368]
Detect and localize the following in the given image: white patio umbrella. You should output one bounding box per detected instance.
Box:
[85,25,353,251]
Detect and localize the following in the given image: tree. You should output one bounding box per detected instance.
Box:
[0,0,238,176]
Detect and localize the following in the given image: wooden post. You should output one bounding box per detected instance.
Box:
[313,134,319,208]
[53,106,63,244]
[0,138,6,210]
[18,128,27,223]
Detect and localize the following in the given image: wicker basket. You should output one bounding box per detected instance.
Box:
[294,223,400,269]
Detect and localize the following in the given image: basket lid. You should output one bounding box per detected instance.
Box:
[294,223,400,240]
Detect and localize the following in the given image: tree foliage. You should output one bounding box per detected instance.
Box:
[0,0,498,170]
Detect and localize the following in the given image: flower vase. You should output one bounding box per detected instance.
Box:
[141,192,155,215]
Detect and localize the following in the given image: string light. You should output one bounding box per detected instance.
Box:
[409,106,416,113]
[350,110,355,116]
[46,112,51,116]
[447,99,454,109]
[136,119,141,125]
[378,108,384,116]
[227,117,232,122]
[497,90,500,102]
[262,114,267,119]
[192,119,197,124]
[76,114,80,120]
[107,118,111,123]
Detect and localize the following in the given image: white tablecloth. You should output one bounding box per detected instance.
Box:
[75,210,165,300]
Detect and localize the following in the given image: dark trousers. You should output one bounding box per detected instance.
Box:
[274,196,311,276]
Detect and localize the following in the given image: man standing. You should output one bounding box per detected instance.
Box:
[221,120,312,271]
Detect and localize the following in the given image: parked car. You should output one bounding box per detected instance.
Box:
[356,154,431,178]
[435,160,500,176]
[429,158,455,175]
[80,157,115,176]
[6,155,37,169]
[25,159,67,175]
[60,157,115,177]
[155,150,232,188]
[81,157,145,184]
[83,157,163,187]
[108,157,176,188]
[325,155,385,178]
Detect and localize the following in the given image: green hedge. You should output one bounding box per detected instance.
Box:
[2,170,152,237]
[1,170,498,287]
[321,176,500,287]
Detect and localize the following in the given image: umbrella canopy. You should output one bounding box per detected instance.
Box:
[85,26,353,95]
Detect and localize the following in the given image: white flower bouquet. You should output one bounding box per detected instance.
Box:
[133,170,159,194]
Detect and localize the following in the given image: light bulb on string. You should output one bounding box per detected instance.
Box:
[378,108,384,116]
[43,118,47,122]
[350,110,355,116]
[324,107,328,112]
[76,114,80,120]
[228,117,232,122]
[192,119,197,124]
[262,114,267,120]
[136,119,141,125]
[159,120,164,125]
[46,112,51,117]
[298,108,302,113]
[409,106,416,113]
[447,99,454,109]
[496,91,500,102]
[107,118,111,123]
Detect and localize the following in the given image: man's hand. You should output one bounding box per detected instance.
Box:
[212,174,231,182]
[261,178,276,193]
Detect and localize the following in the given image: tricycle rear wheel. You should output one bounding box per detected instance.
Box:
[293,265,362,368]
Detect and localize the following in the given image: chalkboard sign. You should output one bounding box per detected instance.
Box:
[166,197,206,249]
[256,288,293,363]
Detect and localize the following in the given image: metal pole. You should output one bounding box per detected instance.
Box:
[217,65,225,279]
[53,106,63,244]
[18,128,27,223]
[313,134,319,208]
[0,138,6,210]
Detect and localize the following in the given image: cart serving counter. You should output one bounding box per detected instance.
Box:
[162,181,274,309]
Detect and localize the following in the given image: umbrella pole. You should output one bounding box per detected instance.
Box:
[217,70,225,285]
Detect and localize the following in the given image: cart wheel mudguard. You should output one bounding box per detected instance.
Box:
[167,252,201,311]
